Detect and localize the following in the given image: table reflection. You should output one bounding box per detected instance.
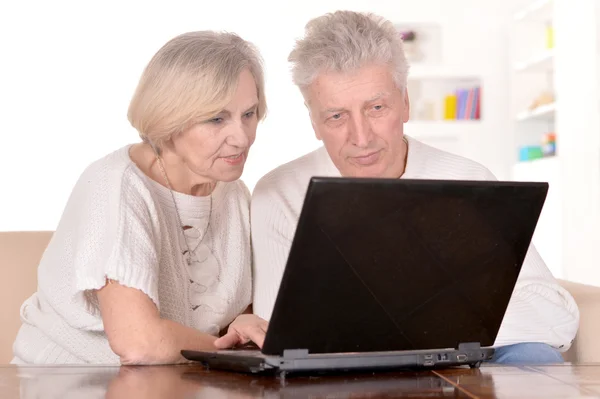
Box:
[8,364,465,398]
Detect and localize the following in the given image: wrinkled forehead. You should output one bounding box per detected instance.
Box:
[304,65,397,109]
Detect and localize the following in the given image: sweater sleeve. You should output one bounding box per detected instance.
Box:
[479,167,580,350]
[494,244,580,350]
[69,165,162,315]
[250,180,295,321]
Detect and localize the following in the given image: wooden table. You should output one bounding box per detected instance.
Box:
[1,363,600,398]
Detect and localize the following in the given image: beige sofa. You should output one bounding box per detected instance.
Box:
[0,231,54,364]
[1,231,599,364]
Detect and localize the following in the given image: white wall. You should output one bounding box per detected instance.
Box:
[0,0,520,231]
[553,0,600,286]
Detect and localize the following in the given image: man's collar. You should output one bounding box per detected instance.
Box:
[402,135,425,179]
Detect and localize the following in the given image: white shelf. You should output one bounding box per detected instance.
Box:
[516,102,555,121]
[513,0,553,22]
[513,156,558,173]
[408,65,480,81]
[405,120,481,138]
[514,49,554,72]
[405,121,481,157]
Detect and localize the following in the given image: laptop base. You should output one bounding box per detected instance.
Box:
[181,343,494,376]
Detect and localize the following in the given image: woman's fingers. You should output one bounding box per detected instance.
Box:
[213,316,268,350]
[241,325,266,348]
[214,331,241,349]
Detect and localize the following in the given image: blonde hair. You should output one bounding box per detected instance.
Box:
[288,10,409,92]
[128,31,267,148]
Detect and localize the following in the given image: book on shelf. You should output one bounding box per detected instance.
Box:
[444,86,481,120]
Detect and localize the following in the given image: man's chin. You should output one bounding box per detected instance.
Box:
[341,163,386,179]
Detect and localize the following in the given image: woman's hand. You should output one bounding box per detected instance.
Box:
[214,314,269,349]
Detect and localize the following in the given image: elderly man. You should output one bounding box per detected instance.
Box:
[251,10,579,364]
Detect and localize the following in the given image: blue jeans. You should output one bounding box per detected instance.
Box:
[489,343,564,364]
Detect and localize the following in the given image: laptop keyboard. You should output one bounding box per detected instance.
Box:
[218,349,263,357]
[216,342,260,354]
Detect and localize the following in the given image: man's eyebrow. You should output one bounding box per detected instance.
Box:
[318,106,345,117]
[366,92,390,102]
[318,92,391,116]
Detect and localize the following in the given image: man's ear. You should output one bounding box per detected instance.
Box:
[306,101,322,141]
[312,121,322,141]
[402,88,410,123]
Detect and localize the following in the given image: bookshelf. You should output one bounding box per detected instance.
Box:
[509,0,561,278]
[513,48,554,72]
[407,75,481,122]
[392,21,483,159]
[515,102,555,121]
[396,23,482,123]
[508,0,600,286]
[510,0,556,165]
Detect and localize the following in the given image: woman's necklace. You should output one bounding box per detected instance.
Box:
[155,155,213,266]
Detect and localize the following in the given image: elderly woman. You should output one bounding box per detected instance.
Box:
[12,31,268,365]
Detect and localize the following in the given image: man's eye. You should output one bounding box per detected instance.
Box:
[373,105,383,111]
[331,114,341,120]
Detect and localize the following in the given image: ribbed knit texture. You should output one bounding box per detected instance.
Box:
[251,135,579,350]
[12,145,252,364]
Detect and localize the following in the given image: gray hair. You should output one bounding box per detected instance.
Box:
[288,10,409,92]
[128,31,267,149]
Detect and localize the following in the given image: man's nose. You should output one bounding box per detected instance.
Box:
[348,114,373,148]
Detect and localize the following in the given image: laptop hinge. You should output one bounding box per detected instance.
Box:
[457,342,482,350]
[282,349,309,359]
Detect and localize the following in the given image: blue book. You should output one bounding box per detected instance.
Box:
[456,89,467,119]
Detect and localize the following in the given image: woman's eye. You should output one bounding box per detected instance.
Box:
[244,111,255,118]
[209,117,223,124]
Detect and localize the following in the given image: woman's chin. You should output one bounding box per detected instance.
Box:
[214,168,245,183]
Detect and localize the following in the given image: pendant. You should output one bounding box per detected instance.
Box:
[194,244,211,263]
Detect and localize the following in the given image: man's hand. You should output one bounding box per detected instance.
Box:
[214,314,269,349]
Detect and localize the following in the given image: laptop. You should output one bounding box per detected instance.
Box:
[182,177,548,375]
